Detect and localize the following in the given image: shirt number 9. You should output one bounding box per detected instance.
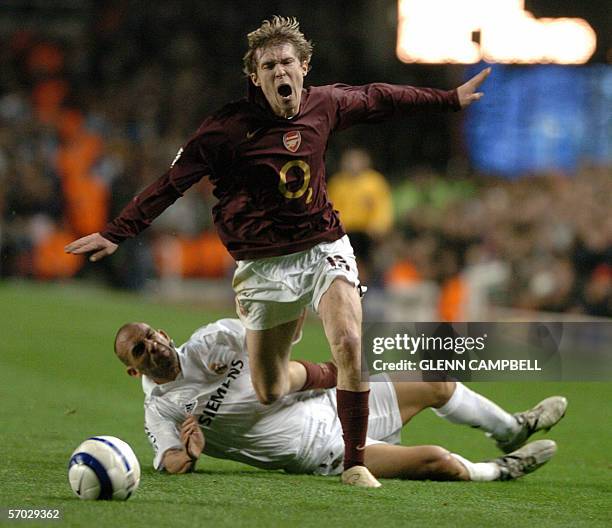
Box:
[278,160,313,204]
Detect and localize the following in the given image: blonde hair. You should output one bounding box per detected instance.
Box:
[242,16,313,75]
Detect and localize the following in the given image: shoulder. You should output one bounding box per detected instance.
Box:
[208,99,252,123]
[303,84,365,114]
[363,169,389,185]
[191,99,253,146]
[189,318,244,340]
[305,84,348,100]
[311,84,358,96]
[186,319,246,355]
[327,172,350,191]
[183,319,246,374]
[300,85,353,121]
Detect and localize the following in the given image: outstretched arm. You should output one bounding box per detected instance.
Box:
[161,416,205,474]
[331,67,491,130]
[64,134,214,261]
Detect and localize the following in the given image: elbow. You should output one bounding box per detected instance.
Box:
[171,462,194,475]
[163,463,180,475]
[253,380,288,405]
[255,390,284,406]
[161,450,196,474]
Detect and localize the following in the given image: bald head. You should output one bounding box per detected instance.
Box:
[114,322,143,366]
[113,322,180,383]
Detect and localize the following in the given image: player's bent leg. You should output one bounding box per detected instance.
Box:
[432,382,523,443]
[318,278,364,391]
[364,444,468,481]
[430,383,567,453]
[319,278,379,487]
[392,381,456,424]
[246,320,299,405]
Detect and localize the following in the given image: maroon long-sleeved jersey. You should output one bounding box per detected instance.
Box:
[101,83,460,260]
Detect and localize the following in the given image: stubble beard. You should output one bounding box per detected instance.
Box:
[149,350,180,382]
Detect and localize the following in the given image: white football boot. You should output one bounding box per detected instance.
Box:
[496,396,568,453]
[493,439,557,480]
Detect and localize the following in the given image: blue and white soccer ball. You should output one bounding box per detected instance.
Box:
[68,436,141,500]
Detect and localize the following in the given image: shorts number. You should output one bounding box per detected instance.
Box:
[326,255,351,272]
[278,160,313,203]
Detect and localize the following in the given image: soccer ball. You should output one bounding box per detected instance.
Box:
[68,436,141,500]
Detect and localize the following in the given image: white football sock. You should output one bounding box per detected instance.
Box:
[450,453,501,481]
[432,382,520,441]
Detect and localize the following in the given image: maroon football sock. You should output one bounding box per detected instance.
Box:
[296,360,338,390]
[336,389,370,470]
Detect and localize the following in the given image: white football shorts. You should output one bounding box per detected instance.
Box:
[285,375,403,476]
[232,235,360,330]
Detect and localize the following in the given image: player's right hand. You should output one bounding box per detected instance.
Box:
[64,232,118,262]
[180,415,205,460]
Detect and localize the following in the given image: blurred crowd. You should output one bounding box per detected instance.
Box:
[380,168,612,319]
[325,150,611,319]
[0,5,610,317]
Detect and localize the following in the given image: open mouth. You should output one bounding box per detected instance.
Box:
[277,83,292,98]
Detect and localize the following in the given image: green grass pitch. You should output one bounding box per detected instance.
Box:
[0,281,610,527]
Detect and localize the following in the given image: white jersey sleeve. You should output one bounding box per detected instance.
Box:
[144,401,183,471]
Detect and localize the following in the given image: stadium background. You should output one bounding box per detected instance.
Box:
[0,1,610,526]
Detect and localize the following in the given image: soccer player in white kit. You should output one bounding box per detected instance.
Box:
[114,318,566,481]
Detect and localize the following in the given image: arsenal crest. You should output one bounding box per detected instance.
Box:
[283,131,301,153]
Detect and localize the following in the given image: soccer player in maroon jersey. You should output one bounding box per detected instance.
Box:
[66,16,491,487]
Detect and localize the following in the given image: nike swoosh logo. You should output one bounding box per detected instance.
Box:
[246,128,262,140]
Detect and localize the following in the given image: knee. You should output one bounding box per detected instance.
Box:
[427,381,455,408]
[423,446,462,479]
[330,332,360,366]
[253,384,285,405]
[423,445,449,465]
[424,446,452,475]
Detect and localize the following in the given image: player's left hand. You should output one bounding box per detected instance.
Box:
[180,415,205,460]
[457,67,491,108]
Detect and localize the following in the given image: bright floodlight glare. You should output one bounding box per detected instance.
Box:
[396,0,597,64]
